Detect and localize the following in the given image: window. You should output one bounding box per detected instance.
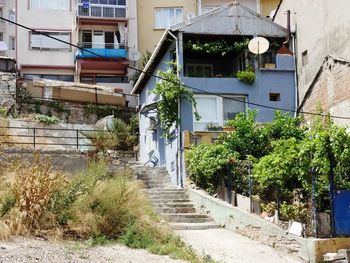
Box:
[31,0,70,10]
[24,74,74,82]
[79,0,126,5]
[186,64,213,77]
[0,33,3,42]
[9,10,16,22]
[31,31,70,51]
[193,95,246,131]
[154,8,183,29]
[269,93,281,101]
[0,8,3,20]
[9,37,15,50]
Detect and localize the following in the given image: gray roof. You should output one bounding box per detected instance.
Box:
[171,3,287,37]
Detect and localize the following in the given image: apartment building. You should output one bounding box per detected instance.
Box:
[0,0,138,100]
[0,0,16,59]
[137,0,279,57]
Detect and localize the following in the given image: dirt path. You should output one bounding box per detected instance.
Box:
[0,237,186,263]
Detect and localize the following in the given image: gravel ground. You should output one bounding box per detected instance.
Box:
[176,229,303,263]
[0,237,186,263]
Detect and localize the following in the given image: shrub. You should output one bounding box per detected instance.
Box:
[186,143,236,194]
[280,202,308,223]
[0,106,7,118]
[11,153,65,229]
[33,114,60,125]
[236,65,255,85]
[0,195,15,218]
[82,129,117,153]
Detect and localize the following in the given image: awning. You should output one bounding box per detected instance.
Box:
[140,101,159,115]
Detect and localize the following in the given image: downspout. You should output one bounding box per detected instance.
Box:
[197,0,202,15]
[292,33,299,117]
[168,30,182,188]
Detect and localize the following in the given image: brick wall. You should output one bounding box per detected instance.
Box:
[300,56,350,126]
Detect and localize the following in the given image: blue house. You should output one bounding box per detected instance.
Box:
[131,3,296,187]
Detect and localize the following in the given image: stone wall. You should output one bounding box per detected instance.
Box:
[0,73,16,113]
[299,56,350,126]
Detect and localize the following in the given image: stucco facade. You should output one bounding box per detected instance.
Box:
[274,0,350,123]
[133,3,295,186]
[0,0,16,59]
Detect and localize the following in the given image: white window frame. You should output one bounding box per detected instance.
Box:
[154,7,183,29]
[9,10,16,22]
[30,31,71,51]
[31,0,70,10]
[193,95,247,131]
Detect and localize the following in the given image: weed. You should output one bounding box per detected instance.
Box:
[33,114,60,125]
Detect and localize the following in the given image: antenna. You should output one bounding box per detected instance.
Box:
[248,37,270,68]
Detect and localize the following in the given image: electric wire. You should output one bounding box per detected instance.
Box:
[2,16,349,120]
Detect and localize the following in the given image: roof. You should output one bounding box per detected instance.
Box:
[171,3,287,37]
[131,3,287,94]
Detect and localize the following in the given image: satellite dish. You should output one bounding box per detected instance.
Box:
[0,42,8,51]
[248,37,270,55]
[187,12,195,20]
[129,50,141,62]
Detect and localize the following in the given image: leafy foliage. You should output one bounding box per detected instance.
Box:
[153,63,200,139]
[186,144,236,194]
[236,65,256,85]
[184,39,250,56]
[33,114,60,125]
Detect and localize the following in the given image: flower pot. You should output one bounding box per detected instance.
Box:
[208,127,223,131]
[223,127,235,132]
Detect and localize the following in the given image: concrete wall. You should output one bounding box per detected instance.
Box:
[188,187,350,263]
[274,0,350,113]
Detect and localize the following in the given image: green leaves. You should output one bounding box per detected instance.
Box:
[153,64,200,139]
[184,39,250,56]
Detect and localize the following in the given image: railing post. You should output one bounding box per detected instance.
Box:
[33,128,36,148]
[76,129,79,150]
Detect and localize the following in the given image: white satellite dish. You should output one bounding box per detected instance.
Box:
[129,50,141,62]
[187,12,195,20]
[248,37,270,55]
[0,42,8,51]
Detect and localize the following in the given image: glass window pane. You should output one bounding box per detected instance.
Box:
[223,97,246,121]
[175,8,183,24]
[196,97,218,121]
[155,9,163,28]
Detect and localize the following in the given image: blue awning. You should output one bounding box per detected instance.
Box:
[76,48,127,59]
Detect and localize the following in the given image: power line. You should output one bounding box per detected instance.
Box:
[2,16,349,120]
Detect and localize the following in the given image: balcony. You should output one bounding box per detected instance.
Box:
[76,43,127,59]
[77,3,127,19]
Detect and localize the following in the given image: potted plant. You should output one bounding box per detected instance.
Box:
[207,122,223,131]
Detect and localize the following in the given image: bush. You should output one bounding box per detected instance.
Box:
[82,129,118,153]
[33,114,60,125]
[186,143,236,194]
[236,65,255,85]
[280,202,308,223]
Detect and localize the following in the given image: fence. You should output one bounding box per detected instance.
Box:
[0,126,107,150]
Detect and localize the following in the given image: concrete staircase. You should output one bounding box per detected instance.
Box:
[133,165,220,230]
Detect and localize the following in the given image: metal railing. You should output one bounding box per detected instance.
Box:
[77,3,127,19]
[0,126,108,150]
[80,42,123,49]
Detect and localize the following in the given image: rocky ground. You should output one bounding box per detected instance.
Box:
[0,237,186,263]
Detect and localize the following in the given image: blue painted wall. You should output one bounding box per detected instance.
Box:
[138,45,179,184]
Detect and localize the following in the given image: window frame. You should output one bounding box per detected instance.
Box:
[30,31,71,52]
[154,7,183,29]
[31,0,70,11]
[186,63,214,77]
[193,94,247,131]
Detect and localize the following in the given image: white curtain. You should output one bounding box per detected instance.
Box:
[31,32,70,50]
[118,22,126,45]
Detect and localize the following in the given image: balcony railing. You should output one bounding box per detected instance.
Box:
[76,42,127,59]
[77,3,127,19]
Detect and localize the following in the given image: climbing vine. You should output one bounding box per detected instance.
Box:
[184,39,250,56]
[153,63,200,139]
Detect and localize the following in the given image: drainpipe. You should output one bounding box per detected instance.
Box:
[197,0,202,15]
[168,30,182,188]
[292,33,298,117]
[286,10,291,43]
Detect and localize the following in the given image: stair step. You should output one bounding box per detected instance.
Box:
[170,222,221,230]
[154,202,194,208]
[152,199,192,204]
[156,207,196,213]
[162,213,212,223]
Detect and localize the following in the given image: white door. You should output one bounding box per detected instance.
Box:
[92,31,104,48]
